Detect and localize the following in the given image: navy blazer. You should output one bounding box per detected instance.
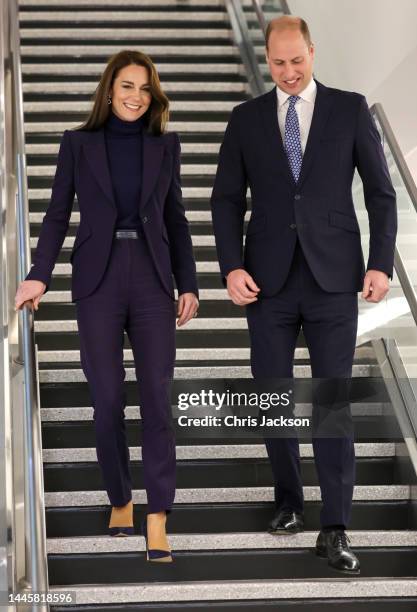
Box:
[210,79,397,295]
[26,126,199,301]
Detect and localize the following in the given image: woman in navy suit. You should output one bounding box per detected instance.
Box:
[15,50,199,562]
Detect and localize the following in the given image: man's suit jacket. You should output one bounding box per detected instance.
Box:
[210,79,397,295]
[26,126,198,301]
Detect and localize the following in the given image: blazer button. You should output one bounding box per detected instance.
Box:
[290,223,297,229]
[294,194,301,200]
[142,216,148,223]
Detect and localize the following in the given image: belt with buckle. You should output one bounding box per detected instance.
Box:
[115,229,140,239]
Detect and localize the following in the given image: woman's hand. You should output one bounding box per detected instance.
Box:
[15,280,46,312]
[177,292,199,327]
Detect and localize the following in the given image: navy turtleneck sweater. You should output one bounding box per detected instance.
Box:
[104,109,145,230]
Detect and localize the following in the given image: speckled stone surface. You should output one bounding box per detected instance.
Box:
[20,11,230,24]
[21,29,233,42]
[26,144,225,161]
[20,41,240,55]
[42,442,395,463]
[23,82,245,95]
[20,0,238,7]
[46,530,417,555]
[26,120,225,133]
[35,316,247,331]
[25,67,236,78]
[31,233,217,249]
[37,346,376,363]
[44,484,410,507]
[35,286,409,305]
[50,579,417,604]
[38,347,250,363]
[40,402,391,423]
[39,364,378,383]
[29,162,218,179]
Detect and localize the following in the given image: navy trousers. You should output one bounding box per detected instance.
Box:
[75,234,176,514]
[246,238,358,528]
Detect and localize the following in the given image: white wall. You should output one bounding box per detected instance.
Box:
[287,0,417,181]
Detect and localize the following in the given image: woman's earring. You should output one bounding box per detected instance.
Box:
[107,96,112,105]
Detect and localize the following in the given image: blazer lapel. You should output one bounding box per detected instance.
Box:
[140,131,165,212]
[82,129,117,211]
[258,79,335,190]
[259,86,295,187]
[82,127,165,213]
[296,79,334,190]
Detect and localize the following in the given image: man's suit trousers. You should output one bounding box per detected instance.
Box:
[246,238,358,528]
[75,234,176,513]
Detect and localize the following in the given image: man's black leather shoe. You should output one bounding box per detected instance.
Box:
[268,509,304,535]
[316,529,360,574]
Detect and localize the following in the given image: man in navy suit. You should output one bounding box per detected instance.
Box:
[211,16,397,574]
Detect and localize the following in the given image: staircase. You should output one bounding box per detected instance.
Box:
[19,0,417,609]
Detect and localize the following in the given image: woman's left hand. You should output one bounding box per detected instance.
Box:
[177,292,199,327]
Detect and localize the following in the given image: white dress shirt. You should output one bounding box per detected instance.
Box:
[276,77,317,154]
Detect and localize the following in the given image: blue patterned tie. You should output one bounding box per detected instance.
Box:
[284,95,302,182]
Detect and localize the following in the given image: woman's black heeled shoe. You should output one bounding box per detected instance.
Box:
[108,502,134,537]
[141,517,173,562]
[108,525,135,537]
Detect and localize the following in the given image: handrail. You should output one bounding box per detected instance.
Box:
[393,248,417,327]
[224,0,265,97]
[373,338,417,478]
[1,0,49,608]
[372,102,417,214]
[369,107,417,327]
[251,0,267,34]
[252,0,291,32]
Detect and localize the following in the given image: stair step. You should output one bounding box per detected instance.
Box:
[44,485,411,507]
[44,500,416,538]
[19,11,230,23]
[37,365,382,383]
[23,82,246,94]
[24,101,238,112]
[41,441,395,460]
[22,62,244,75]
[20,28,233,40]
[41,402,393,422]
[45,580,417,606]
[25,121,228,133]
[26,142,223,155]
[19,0,244,6]
[20,43,262,57]
[47,597,417,612]
[19,0,240,5]
[35,346,376,362]
[46,530,417,554]
[46,544,417,586]
[43,457,398,492]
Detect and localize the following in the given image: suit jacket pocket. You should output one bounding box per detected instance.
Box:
[70,222,92,262]
[328,210,360,234]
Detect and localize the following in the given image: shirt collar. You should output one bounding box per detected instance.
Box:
[276,77,317,107]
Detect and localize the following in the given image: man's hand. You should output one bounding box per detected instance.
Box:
[177,292,199,327]
[226,268,260,306]
[15,280,46,312]
[361,270,389,303]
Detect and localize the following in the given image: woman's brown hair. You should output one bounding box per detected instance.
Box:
[75,50,169,135]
